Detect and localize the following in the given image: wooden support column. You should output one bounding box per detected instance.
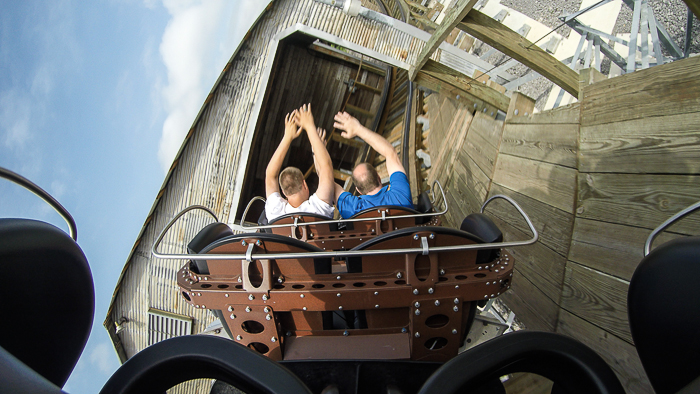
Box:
[457,10,580,97]
[408,0,479,81]
[683,0,700,21]
[578,68,606,101]
[505,92,535,123]
[407,88,420,201]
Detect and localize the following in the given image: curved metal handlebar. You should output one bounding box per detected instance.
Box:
[0,166,78,241]
[238,180,449,231]
[151,193,537,262]
[240,196,266,227]
[152,205,219,257]
[644,200,700,256]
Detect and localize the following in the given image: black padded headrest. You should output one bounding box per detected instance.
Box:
[187,223,233,254]
[628,236,700,394]
[0,218,94,388]
[416,191,433,214]
[460,213,503,265]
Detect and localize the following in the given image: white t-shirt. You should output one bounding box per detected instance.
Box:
[265,192,335,222]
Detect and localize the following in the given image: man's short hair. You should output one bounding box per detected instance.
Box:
[279,167,304,196]
[352,162,382,195]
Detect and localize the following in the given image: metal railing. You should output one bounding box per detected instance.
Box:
[644,200,700,256]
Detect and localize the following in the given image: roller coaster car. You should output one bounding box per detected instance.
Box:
[8,165,698,394]
[165,183,534,363]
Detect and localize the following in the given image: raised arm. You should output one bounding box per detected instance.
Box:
[295,104,334,205]
[334,111,405,175]
[265,111,302,197]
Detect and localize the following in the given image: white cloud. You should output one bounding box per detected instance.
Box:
[155,0,269,172]
[0,90,32,150]
[89,341,120,375]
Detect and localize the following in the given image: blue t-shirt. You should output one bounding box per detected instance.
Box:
[337,172,414,218]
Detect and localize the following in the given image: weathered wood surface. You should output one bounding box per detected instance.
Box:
[421,59,511,112]
[501,123,579,168]
[560,262,632,344]
[568,217,684,281]
[500,268,559,332]
[457,10,580,97]
[580,55,700,127]
[503,373,554,394]
[577,173,700,235]
[489,205,567,304]
[505,92,535,123]
[409,0,479,80]
[507,102,580,125]
[579,111,700,173]
[489,183,574,258]
[492,154,578,213]
[557,310,653,394]
[415,71,484,114]
[463,112,504,178]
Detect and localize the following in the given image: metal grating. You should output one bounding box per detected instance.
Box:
[148,309,192,346]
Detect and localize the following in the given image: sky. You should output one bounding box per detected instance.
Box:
[0,0,269,392]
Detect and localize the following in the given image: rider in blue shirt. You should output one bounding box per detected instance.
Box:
[332,112,414,218]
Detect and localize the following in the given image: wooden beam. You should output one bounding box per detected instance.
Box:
[457,10,580,97]
[409,0,479,81]
[309,42,386,76]
[683,0,700,22]
[330,132,364,149]
[419,59,511,112]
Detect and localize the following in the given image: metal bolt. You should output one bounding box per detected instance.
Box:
[236,335,242,341]
[339,306,343,310]
[264,307,270,313]
[414,302,421,308]
[484,295,488,298]
[491,294,495,297]
[402,328,407,333]
[241,240,247,246]
[429,233,435,240]
[286,331,292,337]
[262,294,268,301]
[245,306,251,312]
[453,306,459,312]
[524,112,529,116]
[302,307,307,311]
[478,266,482,270]
[336,275,341,280]
[228,306,234,312]
[491,112,494,116]
[248,294,255,300]
[277,277,284,283]
[514,109,519,115]
[455,285,460,289]
[230,314,236,320]
[456,94,461,99]
[415,332,421,338]
[413,289,419,295]
[486,282,490,286]
[415,309,421,316]
[374,291,379,295]
[454,298,459,304]
[375,304,379,308]
[428,288,434,294]
[300,294,305,298]
[435,300,440,306]
[452,329,458,335]
[225,294,229,298]
[495,269,499,273]
[396,272,403,279]
[271,337,277,342]
[266,314,272,321]
[413,234,419,240]
[473,103,477,108]
[256,240,262,246]
[343,330,349,336]
[501,266,505,270]
[337,293,341,297]
[440,269,445,275]
[238,277,242,283]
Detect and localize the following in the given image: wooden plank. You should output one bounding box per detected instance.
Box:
[415,71,484,112]
[469,111,504,150]
[579,111,700,174]
[489,210,567,303]
[557,309,653,394]
[505,92,535,123]
[421,59,511,112]
[581,55,700,127]
[457,10,580,97]
[409,0,479,81]
[502,373,554,394]
[489,183,574,258]
[463,124,499,178]
[577,173,700,235]
[453,152,491,202]
[578,67,606,101]
[492,154,578,213]
[501,123,579,168]
[499,268,558,332]
[684,0,700,20]
[569,217,685,281]
[407,88,420,201]
[330,132,364,149]
[507,102,580,125]
[345,103,374,118]
[560,261,632,344]
[308,42,386,76]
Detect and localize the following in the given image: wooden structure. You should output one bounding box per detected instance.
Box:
[423,55,700,393]
[105,0,699,392]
